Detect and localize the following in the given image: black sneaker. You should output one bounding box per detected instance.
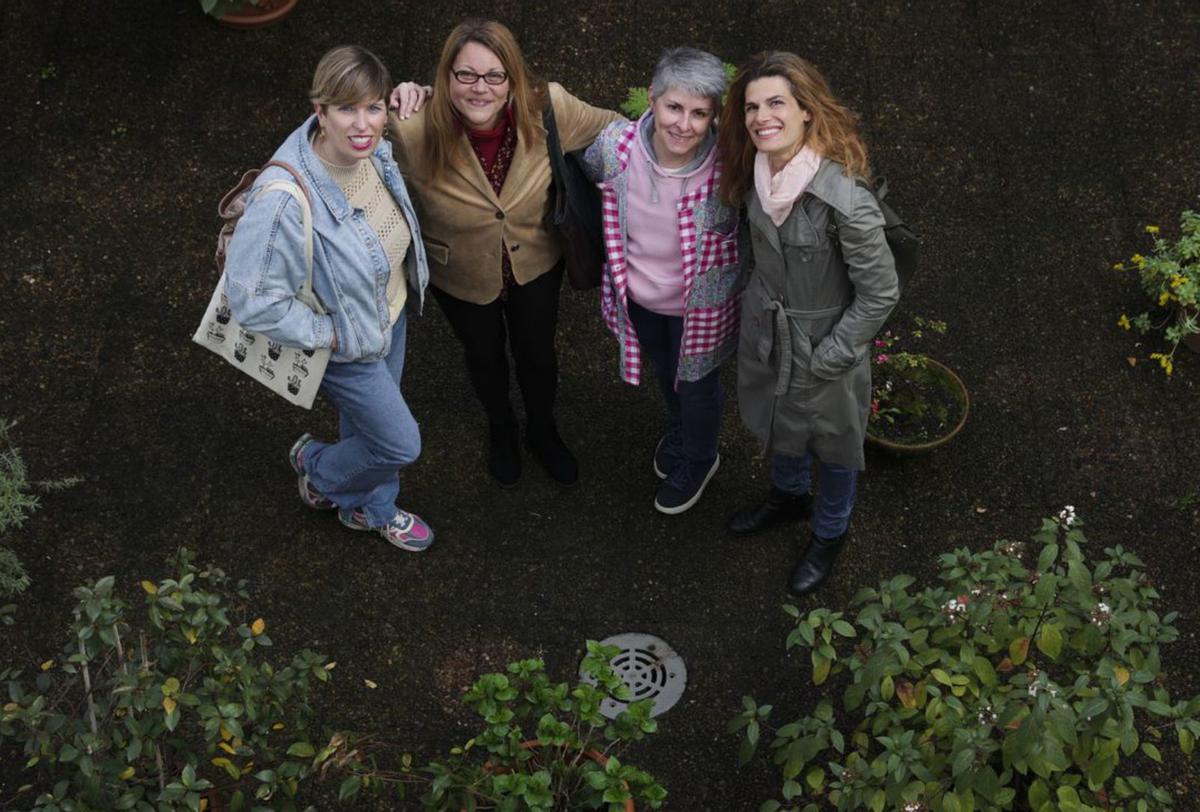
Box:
[653,433,682,480]
[525,424,579,486]
[654,455,720,515]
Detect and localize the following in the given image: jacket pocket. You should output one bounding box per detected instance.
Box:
[682,300,740,357]
[689,230,741,308]
[423,237,450,266]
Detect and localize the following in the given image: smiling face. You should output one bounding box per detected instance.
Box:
[648,87,715,169]
[743,75,812,169]
[314,97,386,165]
[448,41,509,130]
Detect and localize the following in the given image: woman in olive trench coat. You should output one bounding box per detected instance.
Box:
[717,52,899,596]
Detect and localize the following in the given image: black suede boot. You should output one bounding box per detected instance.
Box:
[525,423,579,486]
[727,488,812,536]
[788,532,848,596]
[488,422,521,488]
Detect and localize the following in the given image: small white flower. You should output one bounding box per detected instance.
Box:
[1057,505,1077,527]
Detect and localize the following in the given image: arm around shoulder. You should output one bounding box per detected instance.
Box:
[549,82,622,153]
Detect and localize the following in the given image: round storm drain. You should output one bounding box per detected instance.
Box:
[581,633,686,719]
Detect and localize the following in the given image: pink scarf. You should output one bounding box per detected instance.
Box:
[755,146,822,226]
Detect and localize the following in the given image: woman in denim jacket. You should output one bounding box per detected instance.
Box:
[224,46,435,552]
[580,48,741,515]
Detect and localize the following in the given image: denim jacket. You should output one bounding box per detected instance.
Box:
[224,115,429,364]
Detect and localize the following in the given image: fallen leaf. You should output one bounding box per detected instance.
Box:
[1126,357,1138,367]
[975,506,988,514]
[364,679,378,689]
[40,660,54,671]
[141,580,158,595]
[250,618,266,636]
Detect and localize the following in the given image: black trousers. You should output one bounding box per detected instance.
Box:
[431,265,563,434]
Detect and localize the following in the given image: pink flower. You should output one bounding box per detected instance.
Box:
[875,353,889,364]
[871,400,880,414]
[874,339,886,347]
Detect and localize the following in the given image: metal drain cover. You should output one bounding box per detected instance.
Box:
[582,633,686,719]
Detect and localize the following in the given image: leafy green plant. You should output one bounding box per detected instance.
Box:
[328,641,667,810]
[731,509,1200,811]
[1114,211,1200,376]
[0,418,80,618]
[1,549,335,811]
[619,61,738,118]
[868,316,965,445]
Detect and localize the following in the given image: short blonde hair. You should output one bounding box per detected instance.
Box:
[310,45,391,108]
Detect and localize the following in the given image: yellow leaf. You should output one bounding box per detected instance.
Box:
[3,702,18,713]
[199,798,208,812]
[896,680,917,709]
[220,724,232,741]
[118,766,135,781]
[1114,665,1131,686]
[218,742,237,755]
[141,580,158,595]
[40,660,54,671]
[183,627,197,645]
[251,618,266,636]
[272,722,285,731]
[364,679,378,689]
[162,696,177,714]
[324,661,337,671]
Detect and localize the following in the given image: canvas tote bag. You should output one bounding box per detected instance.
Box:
[193,166,329,409]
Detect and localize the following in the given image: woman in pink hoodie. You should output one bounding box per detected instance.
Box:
[582,48,742,515]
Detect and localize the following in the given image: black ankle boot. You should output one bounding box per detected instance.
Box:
[488,423,521,488]
[727,487,812,536]
[525,424,578,486]
[788,532,848,596]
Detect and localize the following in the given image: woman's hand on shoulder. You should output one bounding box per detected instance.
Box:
[389,82,432,119]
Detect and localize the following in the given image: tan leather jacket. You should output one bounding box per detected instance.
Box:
[388,83,619,304]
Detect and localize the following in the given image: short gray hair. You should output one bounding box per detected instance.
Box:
[650,47,727,113]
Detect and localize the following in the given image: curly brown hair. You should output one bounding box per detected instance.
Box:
[718,51,870,207]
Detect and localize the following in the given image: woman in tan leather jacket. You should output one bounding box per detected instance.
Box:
[388,19,618,488]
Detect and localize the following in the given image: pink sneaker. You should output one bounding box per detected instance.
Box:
[289,433,334,511]
[338,508,434,552]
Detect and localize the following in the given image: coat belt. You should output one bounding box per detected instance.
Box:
[762,299,849,396]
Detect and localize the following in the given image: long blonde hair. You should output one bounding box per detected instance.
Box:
[718,51,869,207]
[424,19,546,178]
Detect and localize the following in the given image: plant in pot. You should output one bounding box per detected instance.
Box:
[199,0,300,29]
[867,315,969,453]
[326,640,667,810]
[1,548,335,811]
[1114,210,1200,376]
[730,509,1200,811]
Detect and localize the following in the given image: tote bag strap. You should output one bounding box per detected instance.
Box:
[256,178,324,315]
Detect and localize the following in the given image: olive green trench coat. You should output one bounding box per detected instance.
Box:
[737,158,900,470]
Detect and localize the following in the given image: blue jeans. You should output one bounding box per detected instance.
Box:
[627,299,722,475]
[303,313,421,528]
[771,453,857,539]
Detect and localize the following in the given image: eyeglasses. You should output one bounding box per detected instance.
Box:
[452,69,508,86]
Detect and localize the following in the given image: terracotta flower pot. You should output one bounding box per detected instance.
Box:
[866,357,969,454]
[211,0,299,29]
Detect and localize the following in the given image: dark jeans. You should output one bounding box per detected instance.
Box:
[627,299,722,471]
[431,265,563,434]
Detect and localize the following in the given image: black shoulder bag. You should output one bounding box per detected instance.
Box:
[543,103,604,291]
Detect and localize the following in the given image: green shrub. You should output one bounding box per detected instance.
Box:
[1,418,80,623]
[328,641,667,810]
[731,510,1200,811]
[1,549,334,811]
